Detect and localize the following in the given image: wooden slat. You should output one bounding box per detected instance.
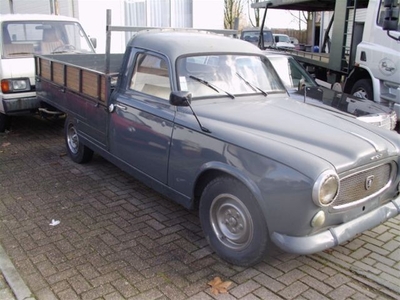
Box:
[100,76,106,102]
[82,70,99,99]
[66,66,80,92]
[53,62,65,85]
[41,59,51,80]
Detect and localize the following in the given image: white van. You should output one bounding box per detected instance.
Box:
[0,14,95,132]
[273,33,295,49]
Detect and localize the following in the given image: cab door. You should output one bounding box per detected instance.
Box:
[108,52,175,183]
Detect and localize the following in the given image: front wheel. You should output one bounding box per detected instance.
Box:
[65,116,93,164]
[351,79,373,100]
[199,176,269,266]
[0,113,11,133]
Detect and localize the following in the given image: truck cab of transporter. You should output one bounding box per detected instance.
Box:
[253,0,400,124]
[0,14,96,132]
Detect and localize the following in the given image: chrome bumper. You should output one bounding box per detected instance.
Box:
[271,195,400,255]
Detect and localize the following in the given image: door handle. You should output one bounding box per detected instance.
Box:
[115,104,127,110]
[108,103,127,113]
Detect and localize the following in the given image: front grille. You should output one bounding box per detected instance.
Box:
[333,163,394,209]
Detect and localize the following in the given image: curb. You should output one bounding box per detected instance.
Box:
[0,243,36,300]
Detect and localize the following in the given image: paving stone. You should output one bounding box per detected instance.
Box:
[301,289,329,300]
[1,116,400,300]
[58,288,80,300]
[277,269,307,285]
[253,273,285,293]
[186,291,213,300]
[350,247,371,260]
[325,273,351,289]
[253,287,284,300]
[371,224,389,235]
[35,287,58,300]
[68,274,92,295]
[387,248,400,261]
[352,261,382,275]
[327,285,356,300]
[278,281,309,299]
[375,262,400,277]
[299,275,333,294]
[346,282,380,299]
[158,283,187,300]
[230,268,260,285]
[255,262,284,278]
[230,280,260,298]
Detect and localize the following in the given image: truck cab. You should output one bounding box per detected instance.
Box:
[253,0,400,123]
[0,14,95,132]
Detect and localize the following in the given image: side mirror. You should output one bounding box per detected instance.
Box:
[297,78,306,92]
[90,37,97,49]
[170,91,192,106]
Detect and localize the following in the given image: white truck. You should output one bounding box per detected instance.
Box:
[0,14,96,132]
[254,0,400,122]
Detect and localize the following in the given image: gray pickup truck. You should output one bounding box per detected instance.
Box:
[35,30,400,267]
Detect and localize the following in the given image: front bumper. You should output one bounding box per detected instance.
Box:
[271,195,400,255]
[1,95,40,114]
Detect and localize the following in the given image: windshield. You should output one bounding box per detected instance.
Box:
[1,20,95,58]
[268,56,317,90]
[177,54,286,99]
[275,35,291,43]
[242,31,273,43]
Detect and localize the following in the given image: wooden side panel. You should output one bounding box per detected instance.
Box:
[53,62,65,85]
[66,66,80,92]
[37,56,110,105]
[40,59,51,80]
[101,76,107,102]
[82,70,99,99]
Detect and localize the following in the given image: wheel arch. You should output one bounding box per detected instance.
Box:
[193,162,265,213]
[344,67,372,94]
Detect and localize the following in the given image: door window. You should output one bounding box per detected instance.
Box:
[129,53,171,100]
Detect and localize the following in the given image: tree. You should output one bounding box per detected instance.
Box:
[224,0,244,29]
[248,0,261,27]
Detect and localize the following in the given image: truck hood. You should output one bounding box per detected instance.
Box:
[193,97,399,173]
[0,58,35,84]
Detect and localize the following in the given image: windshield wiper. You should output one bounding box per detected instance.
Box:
[235,72,267,96]
[189,75,235,99]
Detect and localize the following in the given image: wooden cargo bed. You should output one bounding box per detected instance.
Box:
[35,54,124,104]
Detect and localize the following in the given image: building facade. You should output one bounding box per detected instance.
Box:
[1,0,224,52]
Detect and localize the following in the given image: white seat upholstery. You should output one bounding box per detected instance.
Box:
[40,40,64,54]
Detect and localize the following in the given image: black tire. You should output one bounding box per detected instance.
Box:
[351,79,373,100]
[0,113,11,133]
[199,176,268,266]
[65,116,94,164]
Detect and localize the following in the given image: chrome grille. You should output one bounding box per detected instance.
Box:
[333,163,392,208]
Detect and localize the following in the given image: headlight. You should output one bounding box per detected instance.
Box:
[312,170,339,207]
[1,78,31,93]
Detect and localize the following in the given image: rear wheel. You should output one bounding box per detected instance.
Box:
[199,176,268,266]
[65,116,93,163]
[351,79,373,100]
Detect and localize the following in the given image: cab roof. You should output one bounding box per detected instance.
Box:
[127,29,263,61]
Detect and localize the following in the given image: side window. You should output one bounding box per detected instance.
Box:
[377,2,400,31]
[130,53,171,100]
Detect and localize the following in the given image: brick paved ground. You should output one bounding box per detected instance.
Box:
[0,115,399,300]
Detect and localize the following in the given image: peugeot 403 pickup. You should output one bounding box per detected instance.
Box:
[35,29,400,266]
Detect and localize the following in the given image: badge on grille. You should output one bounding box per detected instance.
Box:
[365,175,374,190]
